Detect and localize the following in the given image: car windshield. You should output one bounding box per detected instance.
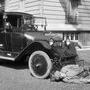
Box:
[23,17,46,31]
[4,14,35,32]
[34,17,47,31]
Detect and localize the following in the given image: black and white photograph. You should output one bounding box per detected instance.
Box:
[0,0,90,90]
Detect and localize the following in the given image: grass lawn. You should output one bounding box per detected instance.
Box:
[77,50,90,66]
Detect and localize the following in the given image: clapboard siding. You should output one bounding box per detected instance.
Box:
[42,0,65,25]
[5,0,20,12]
[5,0,65,25]
[45,19,65,24]
[5,0,90,30]
[78,0,90,29]
[24,0,40,16]
[5,0,40,16]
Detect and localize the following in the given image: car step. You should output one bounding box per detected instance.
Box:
[0,55,15,61]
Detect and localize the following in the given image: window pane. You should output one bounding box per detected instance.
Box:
[71,33,74,40]
[75,33,78,40]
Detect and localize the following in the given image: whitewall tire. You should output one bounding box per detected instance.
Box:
[28,50,52,79]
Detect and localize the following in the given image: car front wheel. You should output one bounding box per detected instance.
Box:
[28,50,52,79]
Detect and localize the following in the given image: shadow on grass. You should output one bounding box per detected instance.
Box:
[0,59,28,69]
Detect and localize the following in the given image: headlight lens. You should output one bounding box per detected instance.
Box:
[66,39,70,45]
[49,38,54,45]
[59,42,62,46]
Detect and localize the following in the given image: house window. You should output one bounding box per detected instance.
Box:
[75,33,78,40]
[71,33,74,40]
[63,33,78,41]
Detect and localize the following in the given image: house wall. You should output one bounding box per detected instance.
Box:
[39,0,65,24]
[5,0,67,30]
[4,0,90,46]
[23,0,41,17]
[5,0,40,15]
[5,0,20,12]
[78,0,90,30]
[77,0,90,46]
[78,32,90,46]
[5,0,90,29]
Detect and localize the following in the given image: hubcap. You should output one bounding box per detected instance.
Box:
[31,54,48,76]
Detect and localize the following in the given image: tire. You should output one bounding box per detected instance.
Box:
[28,50,52,79]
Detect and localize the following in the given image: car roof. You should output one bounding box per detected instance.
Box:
[0,11,33,17]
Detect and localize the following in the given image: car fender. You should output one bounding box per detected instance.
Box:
[15,41,52,61]
[37,41,51,49]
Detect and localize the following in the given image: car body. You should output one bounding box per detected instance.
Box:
[0,12,63,60]
[0,12,63,79]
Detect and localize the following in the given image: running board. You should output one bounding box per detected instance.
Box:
[0,55,15,61]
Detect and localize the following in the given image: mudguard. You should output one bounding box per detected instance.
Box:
[38,41,51,49]
[15,41,51,61]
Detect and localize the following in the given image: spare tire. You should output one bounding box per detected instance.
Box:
[28,50,52,79]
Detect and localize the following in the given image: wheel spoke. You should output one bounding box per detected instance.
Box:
[31,54,47,76]
[29,51,52,79]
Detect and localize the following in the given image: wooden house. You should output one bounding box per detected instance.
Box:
[3,0,90,46]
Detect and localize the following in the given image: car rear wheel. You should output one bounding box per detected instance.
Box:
[28,50,52,79]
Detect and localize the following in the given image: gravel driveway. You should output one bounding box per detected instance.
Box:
[0,50,90,90]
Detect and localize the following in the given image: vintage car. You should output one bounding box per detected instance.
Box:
[0,11,76,79]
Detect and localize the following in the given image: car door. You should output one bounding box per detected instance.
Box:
[2,13,25,53]
[11,32,26,52]
[0,32,7,51]
[10,14,26,52]
[0,13,7,51]
[5,31,12,51]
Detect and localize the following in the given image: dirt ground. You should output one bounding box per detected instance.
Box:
[0,50,90,90]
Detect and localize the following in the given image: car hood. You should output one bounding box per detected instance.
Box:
[24,32,63,41]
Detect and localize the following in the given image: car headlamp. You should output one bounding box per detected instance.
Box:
[66,39,70,46]
[49,38,54,45]
[59,42,62,47]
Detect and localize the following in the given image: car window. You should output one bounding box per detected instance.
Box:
[0,13,4,31]
[5,14,22,32]
[34,17,46,31]
[24,17,34,25]
[23,16,37,31]
[8,15,22,28]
